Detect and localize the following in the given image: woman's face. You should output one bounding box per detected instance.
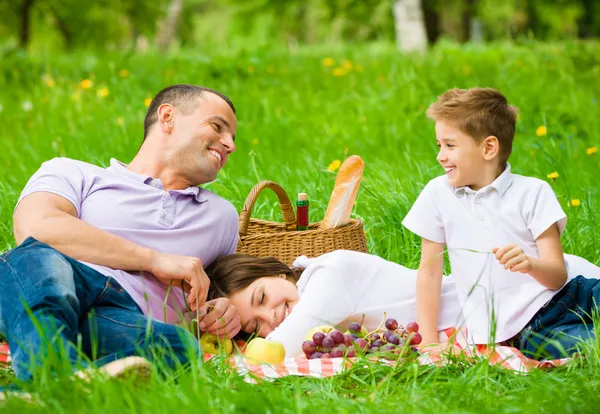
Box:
[228,276,299,337]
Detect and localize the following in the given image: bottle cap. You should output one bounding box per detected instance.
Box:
[298,192,307,201]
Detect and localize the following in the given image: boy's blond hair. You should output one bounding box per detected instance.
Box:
[426,88,519,165]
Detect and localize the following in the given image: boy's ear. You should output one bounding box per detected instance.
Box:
[482,135,500,161]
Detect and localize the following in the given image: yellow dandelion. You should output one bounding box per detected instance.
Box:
[119,69,129,78]
[116,117,125,126]
[80,79,93,89]
[252,138,259,145]
[248,65,255,74]
[144,97,152,107]
[536,125,547,136]
[42,74,55,88]
[342,60,353,70]
[547,171,559,180]
[568,199,581,208]
[355,64,363,73]
[327,160,342,172]
[332,67,347,77]
[586,147,597,155]
[97,87,109,98]
[322,57,335,67]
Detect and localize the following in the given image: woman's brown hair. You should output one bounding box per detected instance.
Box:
[205,254,304,301]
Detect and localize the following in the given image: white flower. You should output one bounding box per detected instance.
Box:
[22,101,33,112]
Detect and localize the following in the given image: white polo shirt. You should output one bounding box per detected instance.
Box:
[402,164,567,344]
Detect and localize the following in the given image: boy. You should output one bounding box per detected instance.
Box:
[403,87,599,359]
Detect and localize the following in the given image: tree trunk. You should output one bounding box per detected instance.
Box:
[19,0,35,49]
[422,0,440,44]
[156,0,185,52]
[392,0,428,52]
[461,0,475,42]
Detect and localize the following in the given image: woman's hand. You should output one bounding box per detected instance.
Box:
[419,341,463,356]
[196,298,241,339]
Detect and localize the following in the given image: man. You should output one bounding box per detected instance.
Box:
[0,84,241,381]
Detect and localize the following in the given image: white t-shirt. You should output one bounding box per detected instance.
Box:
[266,250,462,357]
[402,164,568,344]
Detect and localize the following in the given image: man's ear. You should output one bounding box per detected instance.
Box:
[157,104,175,134]
[482,135,500,161]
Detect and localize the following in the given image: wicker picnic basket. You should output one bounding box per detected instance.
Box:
[236,180,368,265]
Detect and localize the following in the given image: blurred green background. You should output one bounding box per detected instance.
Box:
[1,0,598,54]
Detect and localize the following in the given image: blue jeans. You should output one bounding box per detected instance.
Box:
[0,237,199,381]
[511,275,600,359]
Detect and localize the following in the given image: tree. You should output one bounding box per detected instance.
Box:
[392,0,428,52]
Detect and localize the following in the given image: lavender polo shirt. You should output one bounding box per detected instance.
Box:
[16,157,238,324]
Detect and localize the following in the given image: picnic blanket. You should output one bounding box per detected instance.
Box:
[0,328,571,382]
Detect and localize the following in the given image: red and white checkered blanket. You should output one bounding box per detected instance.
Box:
[0,328,571,382]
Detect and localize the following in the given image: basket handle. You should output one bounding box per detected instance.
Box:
[239,181,297,237]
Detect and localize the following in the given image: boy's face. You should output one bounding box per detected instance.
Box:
[435,121,488,190]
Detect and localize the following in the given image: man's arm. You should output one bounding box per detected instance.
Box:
[416,237,445,346]
[14,192,209,309]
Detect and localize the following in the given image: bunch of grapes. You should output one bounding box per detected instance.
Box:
[302,318,422,360]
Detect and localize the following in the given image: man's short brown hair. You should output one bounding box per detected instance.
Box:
[143,84,236,140]
[426,88,519,165]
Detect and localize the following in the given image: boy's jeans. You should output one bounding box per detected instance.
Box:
[511,275,599,359]
[0,237,199,381]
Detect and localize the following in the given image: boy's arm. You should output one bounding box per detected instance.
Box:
[494,223,567,290]
[417,237,445,346]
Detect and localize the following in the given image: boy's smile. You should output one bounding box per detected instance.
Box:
[435,121,499,191]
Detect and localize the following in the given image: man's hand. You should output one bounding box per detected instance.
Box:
[148,252,210,311]
[196,298,241,339]
[493,244,533,273]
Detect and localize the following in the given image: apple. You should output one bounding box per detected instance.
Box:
[304,325,335,341]
[244,338,286,365]
[199,333,233,355]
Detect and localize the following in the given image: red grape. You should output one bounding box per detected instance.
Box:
[387,334,400,345]
[354,337,368,351]
[348,322,361,333]
[381,344,396,352]
[372,339,384,348]
[321,353,332,359]
[302,340,317,355]
[406,322,419,333]
[409,332,422,345]
[385,318,399,331]
[310,352,323,359]
[322,337,335,349]
[343,334,354,347]
[330,330,345,345]
[312,332,326,346]
[346,348,356,358]
[330,348,343,358]
[371,334,381,341]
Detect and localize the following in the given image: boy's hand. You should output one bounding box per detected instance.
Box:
[493,244,533,273]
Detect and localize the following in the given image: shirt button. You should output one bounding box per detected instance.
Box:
[475,199,481,204]
[150,180,157,187]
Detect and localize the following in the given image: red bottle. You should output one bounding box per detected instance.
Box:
[296,192,309,231]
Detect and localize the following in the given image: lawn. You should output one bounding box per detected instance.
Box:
[0,40,599,412]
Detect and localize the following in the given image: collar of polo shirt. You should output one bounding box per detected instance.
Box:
[108,158,208,203]
[453,162,514,197]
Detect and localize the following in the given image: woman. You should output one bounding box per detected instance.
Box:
[206,250,600,358]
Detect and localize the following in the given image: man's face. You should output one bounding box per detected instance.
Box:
[170,92,238,185]
[435,121,488,190]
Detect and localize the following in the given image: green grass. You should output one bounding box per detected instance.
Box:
[1,40,600,411]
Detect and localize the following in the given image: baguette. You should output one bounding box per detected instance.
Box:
[321,155,365,229]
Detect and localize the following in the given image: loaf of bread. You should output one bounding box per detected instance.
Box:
[320,155,365,229]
